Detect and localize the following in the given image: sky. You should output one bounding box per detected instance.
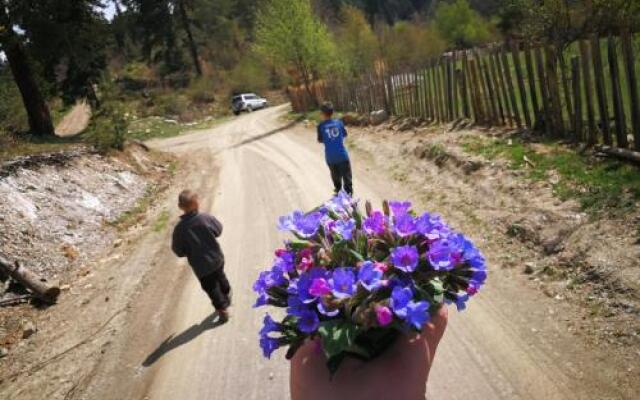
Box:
[102,2,118,21]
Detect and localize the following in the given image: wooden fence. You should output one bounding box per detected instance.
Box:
[289,33,640,152]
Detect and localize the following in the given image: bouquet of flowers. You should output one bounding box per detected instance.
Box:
[253,192,486,375]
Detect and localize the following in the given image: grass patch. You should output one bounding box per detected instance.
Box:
[109,184,161,230]
[462,135,640,214]
[0,134,83,163]
[125,115,231,141]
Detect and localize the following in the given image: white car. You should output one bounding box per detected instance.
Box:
[232,93,268,115]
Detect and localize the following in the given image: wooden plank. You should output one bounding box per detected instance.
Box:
[461,52,471,118]
[524,43,541,127]
[479,51,499,125]
[621,31,640,150]
[510,41,532,128]
[500,44,522,128]
[474,50,495,124]
[534,46,552,136]
[492,47,513,125]
[544,45,565,137]
[414,69,421,118]
[451,53,459,119]
[590,35,612,145]
[468,58,484,123]
[447,56,455,121]
[571,56,583,142]
[434,60,444,122]
[430,62,440,122]
[607,36,628,148]
[422,68,432,121]
[579,40,597,144]
[487,47,506,125]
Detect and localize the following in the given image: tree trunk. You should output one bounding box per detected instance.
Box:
[177,0,202,77]
[0,4,55,136]
[0,255,60,304]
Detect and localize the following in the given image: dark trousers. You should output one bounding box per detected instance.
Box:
[328,160,353,195]
[198,269,231,310]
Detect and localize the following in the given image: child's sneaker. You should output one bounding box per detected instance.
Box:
[217,309,230,323]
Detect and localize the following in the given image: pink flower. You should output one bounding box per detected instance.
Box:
[298,248,315,272]
[309,278,331,297]
[374,262,389,273]
[375,305,393,326]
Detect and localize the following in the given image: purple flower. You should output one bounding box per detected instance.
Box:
[357,261,384,291]
[326,191,354,214]
[297,309,320,333]
[416,213,450,241]
[375,305,393,326]
[317,301,340,317]
[260,314,281,336]
[390,286,413,318]
[394,214,417,237]
[406,301,430,329]
[308,278,332,297]
[292,211,324,238]
[330,267,356,299]
[274,249,295,273]
[389,201,411,216]
[391,245,420,273]
[363,211,386,236]
[428,238,463,271]
[259,334,281,358]
[461,237,486,270]
[296,268,329,303]
[332,218,356,240]
[253,293,268,308]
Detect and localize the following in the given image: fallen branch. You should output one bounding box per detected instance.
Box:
[595,145,640,163]
[0,254,60,304]
[0,295,33,307]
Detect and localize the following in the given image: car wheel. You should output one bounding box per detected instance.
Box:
[233,111,240,116]
[247,105,253,112]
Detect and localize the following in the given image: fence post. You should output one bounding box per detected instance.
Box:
[492,48,512,125]
[524,43,541,129]
[461,52,471,119]
[510,41,532,128]
[607,36,628,148]
[571,56,583,142]
[590,35,612,146]
[480,50,500,126]
[578,40,597,145]
[621,31,640,150]
[544,45,565,137]
[534,46,552,136]
[500,44,522,128]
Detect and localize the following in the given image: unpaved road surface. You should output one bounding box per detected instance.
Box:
[55,101,91,137]
[100,105,631,399]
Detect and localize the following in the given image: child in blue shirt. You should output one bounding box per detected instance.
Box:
[317,102,353,195]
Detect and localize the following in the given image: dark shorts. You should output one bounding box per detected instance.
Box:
[328,160,353,195]
[198,269,231,310]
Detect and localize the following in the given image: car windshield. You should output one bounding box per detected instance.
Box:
[232,96,242,103]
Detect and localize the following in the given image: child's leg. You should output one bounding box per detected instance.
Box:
[328,163,342,194]
[198,271,231,311]
[341,161,353,195]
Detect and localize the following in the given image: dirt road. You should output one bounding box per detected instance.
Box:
[116,105,628,400]
[55,101,91,137]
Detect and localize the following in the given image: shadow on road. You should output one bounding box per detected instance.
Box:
[228,116,304,150]
[142,312,225,367]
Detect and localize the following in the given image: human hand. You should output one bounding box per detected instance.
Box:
[290,306,448,400]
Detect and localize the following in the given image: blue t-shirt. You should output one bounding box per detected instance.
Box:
[317,119,349,164]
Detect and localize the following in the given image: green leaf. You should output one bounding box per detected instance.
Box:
[349,249,365,262]
[289,239,311,250]
[317,320,360,360]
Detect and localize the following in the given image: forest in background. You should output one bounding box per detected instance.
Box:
[1,0,639,152]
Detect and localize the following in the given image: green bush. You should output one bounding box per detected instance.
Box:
[0,69,29,134]
[435,0,497,48]
[186,78,217,104]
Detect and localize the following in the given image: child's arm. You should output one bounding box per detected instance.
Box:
[171,226,186,257]
[341,121,348,138]
[317,125,323,143]
[206,214,223,237]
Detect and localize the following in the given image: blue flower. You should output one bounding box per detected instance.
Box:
[253,293,268,308]
[357,261,383,291]
[260,334,281,358]
[297,309,320,333]
[389,201,412,216]
[390,285,413,318]
[260,313,282,336]
[278,210,324,238]
[332,218,356,240]
[405,301,430,329]
[391,245,420,273]
[416,213,450,241]
[274,250,295,273]
[454,293,470,311]
[295,268,328,304]
[394,214,417,237]
[287,295,309,317]
[330,267,357,299]
[363,211,386,235]
[428,238,463,271]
